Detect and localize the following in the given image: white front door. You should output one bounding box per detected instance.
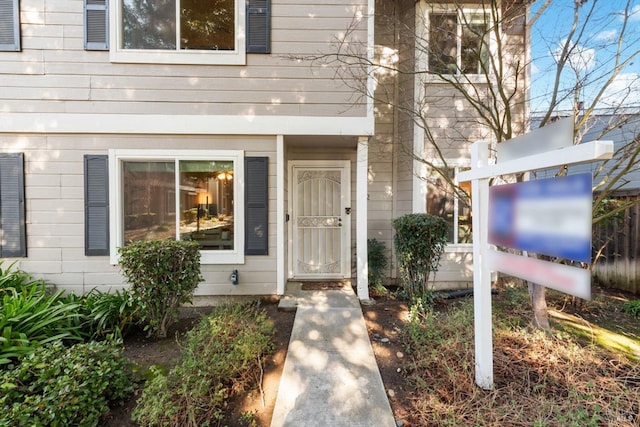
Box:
[289,161,351,279]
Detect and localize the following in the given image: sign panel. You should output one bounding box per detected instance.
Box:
[488,173,592,263]
[497,117,574,162]
[488,250,591,300]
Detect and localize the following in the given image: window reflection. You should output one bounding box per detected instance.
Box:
[122,160,235,250]
[122,0,235,51]
[123,161,176,243]
[428,10,489,75]
[426,167,472,244]
[429,13,458,74]
[179,161,234,250]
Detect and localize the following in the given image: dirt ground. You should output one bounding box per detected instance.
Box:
[99,296,409,427]
[100,284,638,426]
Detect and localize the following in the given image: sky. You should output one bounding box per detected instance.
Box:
[529,0,640,114]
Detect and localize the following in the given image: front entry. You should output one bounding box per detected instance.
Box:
[289,161,351,279]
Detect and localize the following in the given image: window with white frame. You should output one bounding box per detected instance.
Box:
[427,7,491,75]
[426,165,472,244]
[111,150,245,264]
[111,0,245,64]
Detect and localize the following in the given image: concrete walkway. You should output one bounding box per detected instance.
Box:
[271,284,397,427]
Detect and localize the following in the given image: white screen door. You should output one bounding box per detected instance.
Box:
[290,161,351,279]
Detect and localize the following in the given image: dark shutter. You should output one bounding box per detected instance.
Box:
[85,0,108,50]
[0,0,20,51]
[0,153,26,257]
[246,0,270,54]
[84,155,110,255]
[245,157,268,255]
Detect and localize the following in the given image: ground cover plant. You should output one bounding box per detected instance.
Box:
[131,302,276,427]
[0,264,142,426]
[0,340,134,427]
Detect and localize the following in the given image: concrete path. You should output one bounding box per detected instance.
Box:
[271,284,397,427]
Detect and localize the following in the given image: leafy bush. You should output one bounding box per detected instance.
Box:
[368,238,388,296]
[0,261,47,296]
[80,288,140,340]
[622,300,640,318]
[132,303,275,426]
[0,340,135,426]
[392,213,448,299]
[0,285,84,365]
[118,239,202,339]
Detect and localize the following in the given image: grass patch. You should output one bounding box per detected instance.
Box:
[402,283,640,426]
[550,309,640,362]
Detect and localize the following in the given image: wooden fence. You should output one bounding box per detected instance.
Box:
[592,194,640,295]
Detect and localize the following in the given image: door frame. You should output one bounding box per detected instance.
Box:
[287,160,352,280]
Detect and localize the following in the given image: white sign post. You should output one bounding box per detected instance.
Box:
[458,122,613,390]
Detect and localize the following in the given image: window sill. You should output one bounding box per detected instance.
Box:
[200,250,244,265]
[422,74,492,85]
[109,49,246,66]
[110,250,244,266]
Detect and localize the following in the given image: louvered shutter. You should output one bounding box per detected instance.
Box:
[246,0,270,54]
[244,157,268,255]
[0,153,26,257]
[85,0,108,50]
[0,0,20,51]
[84,155,110,255]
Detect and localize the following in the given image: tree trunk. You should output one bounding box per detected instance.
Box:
[528,282,550,330]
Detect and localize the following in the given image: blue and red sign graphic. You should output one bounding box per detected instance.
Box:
[488,173,592,263]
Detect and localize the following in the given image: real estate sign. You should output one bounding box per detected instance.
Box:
[457,121,613,390]
[488,173,592,263]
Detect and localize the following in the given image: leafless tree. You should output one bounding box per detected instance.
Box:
[300,0,640,329]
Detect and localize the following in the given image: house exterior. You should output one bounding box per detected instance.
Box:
[0,0,529,301]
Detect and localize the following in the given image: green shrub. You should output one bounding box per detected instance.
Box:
[81,288,140,340]
[0,285,84,365]
[368,238,388,296]
[118,239,202,339]
[0,340,134,426]
[132,303,275,426]
[622,300,640,318]
[0,261,47,296]
[392,213,448,299]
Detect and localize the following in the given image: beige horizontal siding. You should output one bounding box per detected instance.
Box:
[0,134,279,295]
[1,0,369,119]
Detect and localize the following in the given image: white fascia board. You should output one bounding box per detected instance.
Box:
[0,114,374,136]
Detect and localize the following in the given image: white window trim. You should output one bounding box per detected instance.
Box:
[418,2,496,83]
[109,0,246,65]
[427,159,473,252]
[109,149,245,265]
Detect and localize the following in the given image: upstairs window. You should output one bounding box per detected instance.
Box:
[427,8,490,75]
[111,0,246,64]
[122,0,235,51]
